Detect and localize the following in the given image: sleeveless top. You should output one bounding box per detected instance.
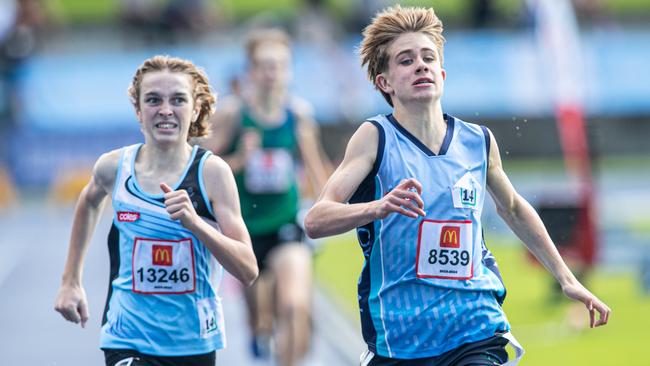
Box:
[229,105,300,236]
[350,114,510,359]
[100,144,226,356]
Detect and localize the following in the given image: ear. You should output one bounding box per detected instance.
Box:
[441,68,446,81]
[192,107,200,122]
[375,74,393,95]
[136,109,143,123]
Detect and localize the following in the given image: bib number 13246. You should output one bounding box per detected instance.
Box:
[416,220,473,280]
[132,237,196,294]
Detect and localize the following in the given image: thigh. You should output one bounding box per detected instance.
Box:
[269,242,312,303]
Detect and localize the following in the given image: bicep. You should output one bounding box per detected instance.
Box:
[204,157,250,242]
[84,151,119,207]
[485,130,518,211]
[319,122,377,203]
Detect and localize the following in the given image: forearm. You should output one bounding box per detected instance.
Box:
[61,194,106,285]
[498,195,578,287]
[189,219,258,286]
[305,200,377,239]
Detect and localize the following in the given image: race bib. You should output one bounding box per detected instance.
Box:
[132,237,196,294]
[416,220,473,280]
[244,149,294,193]
[451,172,481,209]
[197,297,223,339]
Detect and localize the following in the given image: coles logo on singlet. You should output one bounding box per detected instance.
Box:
[117,211,140,222]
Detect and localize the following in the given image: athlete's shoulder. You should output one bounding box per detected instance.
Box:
[344,120,382,162]
[216,95,244,119]
[287,95,315,120]
[92,147,124,193]
[448,114,483,133]
[201,154,233,182]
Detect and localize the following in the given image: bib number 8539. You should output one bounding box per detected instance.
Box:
[428,249,470,266]
[416,220,473,280]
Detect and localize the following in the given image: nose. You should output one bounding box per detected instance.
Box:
[415,58,429,73]
[158,101,173,117]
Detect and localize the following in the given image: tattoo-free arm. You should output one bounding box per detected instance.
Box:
[486,129,610,327]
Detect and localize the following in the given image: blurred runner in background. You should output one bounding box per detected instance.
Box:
[203,28,332,366]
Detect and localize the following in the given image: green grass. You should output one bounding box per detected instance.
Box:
[314,232,650,365]
[56,0,119,24]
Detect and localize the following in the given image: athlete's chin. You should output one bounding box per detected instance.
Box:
[405,93,441,104]
[149,134,184,146]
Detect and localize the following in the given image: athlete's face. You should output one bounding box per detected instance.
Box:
[249,42,292,92]
[376,32,446,106]
[136,70,198,146]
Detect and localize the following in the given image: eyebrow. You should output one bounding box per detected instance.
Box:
[394,47,437,59]
[143,91,190,97]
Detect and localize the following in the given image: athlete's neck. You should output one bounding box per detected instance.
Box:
[392,102,447,150]
[251,87,286,116]
[138,143,192,176]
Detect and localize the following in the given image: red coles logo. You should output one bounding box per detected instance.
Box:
[152,245,173,266]
[117,211,140,222]
[439,226,460,248]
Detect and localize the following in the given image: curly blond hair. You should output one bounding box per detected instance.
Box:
[127,55,216,139]
[359,5,445,106]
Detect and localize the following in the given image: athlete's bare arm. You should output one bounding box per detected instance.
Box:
[54,149,120,327]
[485,129,611,327]
[304,122,425,239]
[202,96,251,173]
[161,155,258,286]
[292,97,333,196]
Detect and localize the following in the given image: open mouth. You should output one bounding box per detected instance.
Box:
[155,122,177,129]
[413,78,434,86]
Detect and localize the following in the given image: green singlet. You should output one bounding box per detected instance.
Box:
[229,106,300,236]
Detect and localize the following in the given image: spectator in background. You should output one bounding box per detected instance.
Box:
[470,0,495,28]
[120,0,217,45]
[0,0,51,127]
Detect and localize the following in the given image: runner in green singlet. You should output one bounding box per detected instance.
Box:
[202,28,331,366]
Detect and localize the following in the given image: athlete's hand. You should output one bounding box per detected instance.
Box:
[562,282,611,328]
[373,178,426,219]
[160,183,200,229]
[54,284,89,328]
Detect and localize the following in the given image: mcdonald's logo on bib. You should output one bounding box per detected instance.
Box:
[440,226,460,248]
[152,245,173,266]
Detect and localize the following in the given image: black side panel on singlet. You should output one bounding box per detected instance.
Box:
[177,147,215,221]
[102,224,120,325]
